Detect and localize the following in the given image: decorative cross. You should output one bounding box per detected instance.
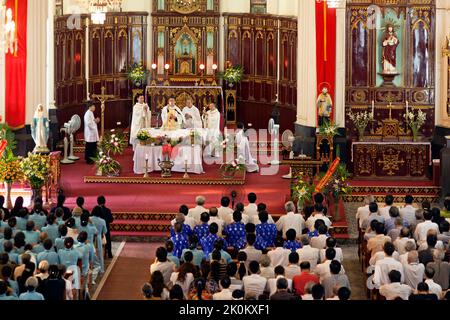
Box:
[387,102,394,120]
[92,86,114,139]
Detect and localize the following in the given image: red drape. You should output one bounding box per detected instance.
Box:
[5,0,27,130]
[315,1,336,124]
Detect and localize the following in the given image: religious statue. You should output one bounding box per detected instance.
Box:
[381,24,400,74]
[316,87,333,127]
[4,9,17,55]
[161,97,185,131]
[31,104,50,153]
[130,95,152,149]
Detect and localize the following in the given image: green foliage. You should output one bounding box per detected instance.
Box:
[0,123,17,159]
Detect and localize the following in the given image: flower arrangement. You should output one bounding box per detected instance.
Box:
[99,130,127,155]
[20,153,50,189]
[291,178,315,210]
[404,109,426,141]
[347,110,374,140]
[137,130,151,143]
[329,164,352,201]
[127,63,149,87]
[220,65,244,86]
[94,151,121,177]
[318,120,339,137]
[220,157,246,178]
[0,156,23,183]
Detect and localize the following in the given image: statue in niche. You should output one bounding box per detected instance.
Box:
[381,24,400,74]
[175,33,197,75]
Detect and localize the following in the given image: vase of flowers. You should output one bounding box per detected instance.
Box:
[137,130,151,145]
[94,151,121,177]
[21,153,50,203]
[404,109,426,142]
[128,63,149,88]
[328,165,352,222]
[220,65,244,88]
[318,120,339,137]
[291,177,315,212]
[99,129,127,155]
[220,157,246,179]
[348,110,374,141]
[0,156,22,209]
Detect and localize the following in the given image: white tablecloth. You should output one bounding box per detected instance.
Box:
[133,144,204,175]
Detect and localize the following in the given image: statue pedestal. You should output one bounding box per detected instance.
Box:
[378,72,400,87]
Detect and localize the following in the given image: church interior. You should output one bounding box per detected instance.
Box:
[0,0,449,302]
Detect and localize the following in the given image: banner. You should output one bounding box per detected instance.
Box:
[315,157,341,193]
[315,1,336,124]
[5,0,27,130]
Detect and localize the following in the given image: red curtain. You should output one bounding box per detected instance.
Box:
[315,1,336,124]
[5,0,27,130]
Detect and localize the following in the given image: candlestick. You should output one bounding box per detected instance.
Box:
[143,156,149,178]
[406,101,409,114]
[183,159,189,179]
[371,100,375,115]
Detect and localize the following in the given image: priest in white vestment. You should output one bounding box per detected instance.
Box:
[161,97,185,130]
[182,98,202,129]
[236,123,259,173]
[130,95,152,149]
[84,103,100,164]
[203,103,222,158]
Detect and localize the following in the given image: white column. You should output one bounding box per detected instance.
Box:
[296,0,317,128]
[85,18,90,99]
[335,1,346,128]
[219,0,225,71]
[47,0,55,109]
[26,0,48,124]
[0,4,6,121]
[436,0,450,128]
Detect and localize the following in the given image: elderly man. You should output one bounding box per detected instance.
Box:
[276,201,305,238]
[188,196,208,225]
[404,251,425,290]
[297,235,320,272]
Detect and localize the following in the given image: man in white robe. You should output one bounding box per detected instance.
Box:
[203,103,222,158]
[161,97,185,130]
[130,95,151,149]
[84,103,100,164]
[236,123,259,173]
[182,98,202,129]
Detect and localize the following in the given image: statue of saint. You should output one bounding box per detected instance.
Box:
[316,87,333,127]
[382,24,400,74]
[31,104,50,153]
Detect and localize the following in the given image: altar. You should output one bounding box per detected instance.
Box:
[351,142,432,180]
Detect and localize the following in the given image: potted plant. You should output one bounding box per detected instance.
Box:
[404,109,426,142]
[347,110,374,141]
[220,65,244,88]
[21,153,50,202]
[128,63,149,88]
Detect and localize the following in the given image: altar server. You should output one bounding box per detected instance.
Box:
[236,123,259,173]
[203,103,222,158]
[130,95,152,149]
[84,103,100,165]
[161,97,185,130]
[182,98,203,129]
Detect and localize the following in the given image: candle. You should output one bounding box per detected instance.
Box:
[371,100,375,115]
[145,154,148,161]
[406,101,409,114]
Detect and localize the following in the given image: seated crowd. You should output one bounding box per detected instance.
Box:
[146,193,352,301]
[0,194,114,300]
[358,195,450,300]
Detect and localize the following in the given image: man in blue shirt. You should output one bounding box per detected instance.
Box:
[180,235,205,267]
[224,211,246,250]
[170,223,189,259]
[37,239,59,266]
[256,211,278,248]
[24,221,40,245]
[42,214,61,243]
[193,212,210,240]
[78,213,98,245]
[200,223,227,258]
[170,213,193,239]
[19,277,44,300]
[283,229,302,252]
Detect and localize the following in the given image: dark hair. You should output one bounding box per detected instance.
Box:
[26,220,35,232]
[227,263,238,277]
[375,222,385,235]
[385,195,394,206]
[388,270,402,283]
[232,211,242,223]
[326,237,337,248]
[314,193,324,204]
[183,251,194,263]
[179,205,189,216]
[43,238,53,251]
[274,266,285,276]
[170,284,184,300]
[369,202,378,213]
[76,197,85,207]
[220,276,231,289]
[235,203,244,212]
[221,197,230,207]
[80,212,90,227]
[245,223,256,233]
[383,242,395,256]
[312,284,325,300]
[150,271,166,298]
[246,233,256,246]
[275,237,284,248]
[277,277,289,290]
[258,211,269,223]
[14,232,26,249]
[248,193,257,203]
[232,290,245,300]
[314,204,324,213]
[405,195,414,205]
[64,237,74,249]
[426,234,438,248]
[425,267,435,279]
[440,220,450,233]
[3,227,12,240]
[194,278,206,300]
[257,203,267,212]
[329,260,342,275]
[0,280,8,295]
[209,223,219,235]
[338,287,351,300]
[209,207,218,217]
[325,248,336,260]
[58,224,68,237]
[249,261,260,274]
[289,252,299,264]
[200,212,210,223]
[12,197,24,214]
[156,247,168,262]
[7,217,16,228]
[92,206,103,217]
[300,261,311,270]
[430,208,441,223]
[237,252,247,279]
[318,224,328,235]
[417,282,429,292]
[97,196,106,205]
[48,265,60,279]
[423,210,433,221]
[57,194,66,207]
[65,218,76,229]
[47,213,56,225]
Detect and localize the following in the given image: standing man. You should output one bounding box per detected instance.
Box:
[182,98,202,129]
[161,97,185,130]
[203,103,222,158]
[130,95,151,149]
[97,196,114,259]
[84,102,100,165]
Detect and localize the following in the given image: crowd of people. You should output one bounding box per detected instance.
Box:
[145,193,353,301]
[0,194,114,300]
[359,195,450,300]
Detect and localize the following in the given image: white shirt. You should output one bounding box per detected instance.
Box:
[213,288,233,300]
[400,205,417,226]
[260,266,275,279]
[379,282,412,300]
[244,204,258,220]
[242,274,267,297]
[369,251,400,266]
[188,206,208,225]
[276,212,305,238]
[414,220,440,244]
[394,237,415,255]
[169,272,194,299]
[150,261,175,285]
[83,110,99,143]
[267,247,290,268]
[379,205,392,220]
[209,216,225,236]
[297,245,320,271]
[218,207,234,225]
[320,247,343,263]
[182,105,202,129]
[373,257,404,287]
[310,235,329,250]
[315,260,346,281]
[267,275,292,297]
[284,265,301,279]
[130,103,151,145]
[306,214,332,231]
[424,279,442,298]
[171,216,196,230]
[404,263,425,290]
[252,214,275,225]
[356,205,371,228]
[241,246,262,268]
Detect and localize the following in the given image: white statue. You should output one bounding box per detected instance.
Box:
[31,104,50,153]
[4,9,17,55]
